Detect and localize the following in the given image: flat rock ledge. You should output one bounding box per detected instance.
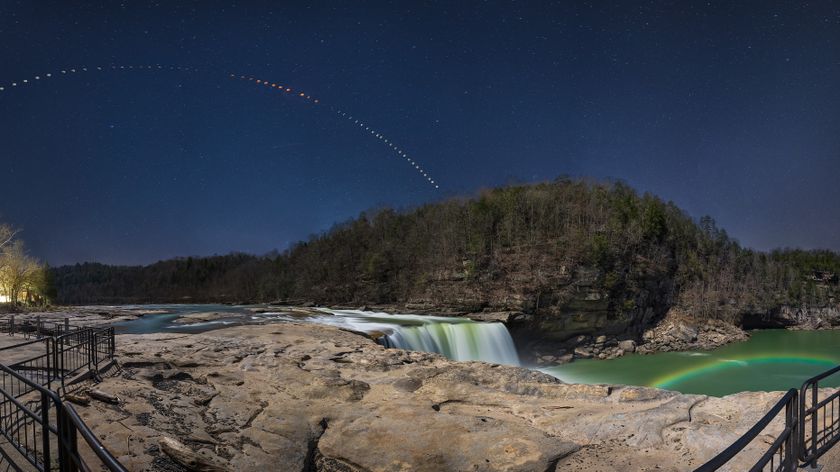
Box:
[77,323,794,471]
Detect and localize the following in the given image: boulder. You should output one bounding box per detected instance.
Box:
[618,340,636,353]
[557,353,574,364]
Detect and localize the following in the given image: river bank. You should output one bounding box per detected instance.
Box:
[3,303,826,366]
[72,321,792,471]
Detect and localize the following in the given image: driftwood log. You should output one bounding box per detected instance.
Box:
[65,393,90,406]
[159,437,226,472]
[88,389,120,404]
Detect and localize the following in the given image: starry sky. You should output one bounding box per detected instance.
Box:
[1,1,838,266]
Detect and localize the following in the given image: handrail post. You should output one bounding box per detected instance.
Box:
[47,337,53,390]
[54,335,61,387]
[811,382,819,469]
[93,331,100,367]
[9,314,13,336]
[785,393,796,471]
[37,315,41,338]
[58,405,80,472]
[60,330,66,390]
[64,317,69,335]
[89,330,96,371]
[41,392,52,470]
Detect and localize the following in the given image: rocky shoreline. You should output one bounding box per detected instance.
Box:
[10,301,840,375]
[65,321,803,472]
[0,304,791,367]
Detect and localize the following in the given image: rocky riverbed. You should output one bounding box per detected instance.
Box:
[66,321,799,471]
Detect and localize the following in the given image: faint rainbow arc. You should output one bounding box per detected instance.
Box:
[650,354,838,389]
[0,64,439,190]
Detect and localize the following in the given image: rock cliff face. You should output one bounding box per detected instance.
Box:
[741,305,840,329]
[75,323,800,471]
[420,263,674,341]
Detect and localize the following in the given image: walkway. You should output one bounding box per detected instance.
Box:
[0,316,125,472]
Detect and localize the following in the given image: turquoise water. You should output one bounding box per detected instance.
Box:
[111,304,252,334]
[543,329,840,396]
[113,306,840,396]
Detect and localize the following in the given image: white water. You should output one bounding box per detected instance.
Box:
[113,305,520,365]
[304,309,520,366]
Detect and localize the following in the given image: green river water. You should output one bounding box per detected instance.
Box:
[111,305,840,397]
[543,329,840,396]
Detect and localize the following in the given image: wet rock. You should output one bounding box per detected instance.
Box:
[557,353,574,363]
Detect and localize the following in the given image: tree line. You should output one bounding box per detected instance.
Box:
[50,178,840,323]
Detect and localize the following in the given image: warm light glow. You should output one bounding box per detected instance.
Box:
[0,295,9,304]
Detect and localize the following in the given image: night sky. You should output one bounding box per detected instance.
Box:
[1,1,838,266]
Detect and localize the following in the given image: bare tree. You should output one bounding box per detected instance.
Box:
[0,224,19,251]
[0,223,46,305]
[0,241,42,305]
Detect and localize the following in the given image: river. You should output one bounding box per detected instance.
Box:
[110,304,840,396]
[545,329,840,396]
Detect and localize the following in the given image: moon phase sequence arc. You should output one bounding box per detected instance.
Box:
[0,64,439,190]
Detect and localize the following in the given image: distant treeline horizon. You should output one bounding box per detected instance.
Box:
[51,177,840,324]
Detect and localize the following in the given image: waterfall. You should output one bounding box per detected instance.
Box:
[382,322,520,366]
[314,309,520,366]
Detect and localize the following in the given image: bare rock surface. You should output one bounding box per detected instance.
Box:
[12,306,173,326]
[75,323,795,471]
[637,309,749,354]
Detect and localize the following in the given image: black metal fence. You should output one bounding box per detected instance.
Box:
[0,317,126,472]
[695,388,798,472]
[799,365,840,468]
[696,365,840,471]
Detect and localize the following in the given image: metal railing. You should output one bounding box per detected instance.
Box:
[800,365,840,468]
[0,316,126,471]
[1,315,85,340]
[695,388,798,472]
[697,363,840,472]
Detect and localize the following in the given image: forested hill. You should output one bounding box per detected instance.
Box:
[52,178,840,326]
